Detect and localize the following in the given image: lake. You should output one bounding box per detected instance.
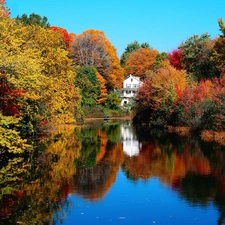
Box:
[1,119,225,225]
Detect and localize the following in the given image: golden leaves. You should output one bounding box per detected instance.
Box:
[149,62,187,104]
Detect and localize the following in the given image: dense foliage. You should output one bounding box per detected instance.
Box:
[133,18,225,132]
[120,40,151,67]
[0,2,126,154]
[70,29,124,90]
[16,13,50,27]
[2,0,225,156]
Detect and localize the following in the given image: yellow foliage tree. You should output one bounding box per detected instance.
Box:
[149,60,187,105]
[0,17,81,127]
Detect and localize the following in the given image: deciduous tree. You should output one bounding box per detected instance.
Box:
[49,26,71,48]
[70,29,124,89]
[179,33,218,80]
[120,40,151,67]
[0,17,81,130]
[212,18,225,76]
[124,48,158,77]
[0,0,9,17]
[168,49,183,70]
[74,66,101,106]
[96,71,107,104]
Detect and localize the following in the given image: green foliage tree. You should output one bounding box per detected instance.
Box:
[218,18,225,35]
[105,91,121,110]
[74,66,101,106]
[212,18,225,76]
[179,33,218,80]
[141,42,151,49]
[153,52,168,69]
[16,13,50,27]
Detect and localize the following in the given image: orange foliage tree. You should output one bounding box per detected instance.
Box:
[96,71,107,104]
[70,29,124,90]
[124,48,158,77]
[150,61,187,105]
[133,61,188,127]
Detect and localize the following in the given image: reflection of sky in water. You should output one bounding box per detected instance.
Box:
[121,124,142,157]
[61,169,218,225]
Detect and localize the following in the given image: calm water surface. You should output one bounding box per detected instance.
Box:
[1,119,225,225]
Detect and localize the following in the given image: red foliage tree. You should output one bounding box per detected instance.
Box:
[0,78,24,116]
[168,49,183,70]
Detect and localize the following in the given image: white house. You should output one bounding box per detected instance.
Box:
[121,74,142,107]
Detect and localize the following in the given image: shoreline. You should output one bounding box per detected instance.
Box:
[168,126,225,146]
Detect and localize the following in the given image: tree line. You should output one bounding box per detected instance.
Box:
[133,19,225,133]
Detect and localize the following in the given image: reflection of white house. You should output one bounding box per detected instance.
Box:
[121,75,142,107]
[120,123,142,157]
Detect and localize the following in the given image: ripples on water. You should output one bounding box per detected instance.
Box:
[1,119,225,225]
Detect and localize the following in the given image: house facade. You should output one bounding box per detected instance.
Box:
[121,74,142,107]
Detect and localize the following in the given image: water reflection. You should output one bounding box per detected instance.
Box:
[121,123,142,157]
[2,120,225,224]
[73,124,123,201]
[0,125,80,225]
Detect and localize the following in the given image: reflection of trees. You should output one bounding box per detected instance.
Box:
[75,128,101,168]
[176,149,225,225]
[122,140,211,185]
[125,126,225,225]
[0,156,29,224]
[73,143,124,201]
[175,173,217,206]
[3,121,225,224]
[103,121,121,143]
[73,124,124,201]
[0,125,81,225]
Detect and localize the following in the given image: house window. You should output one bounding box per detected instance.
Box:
[131,78,133,82]
[126,84,131,88]
[124,101,127,104]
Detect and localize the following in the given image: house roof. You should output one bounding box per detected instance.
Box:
[124,74,140,81]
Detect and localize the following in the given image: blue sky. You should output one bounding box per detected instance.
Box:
[5,0,225,57]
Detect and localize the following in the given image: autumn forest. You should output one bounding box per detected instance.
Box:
[2,0,225,154]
